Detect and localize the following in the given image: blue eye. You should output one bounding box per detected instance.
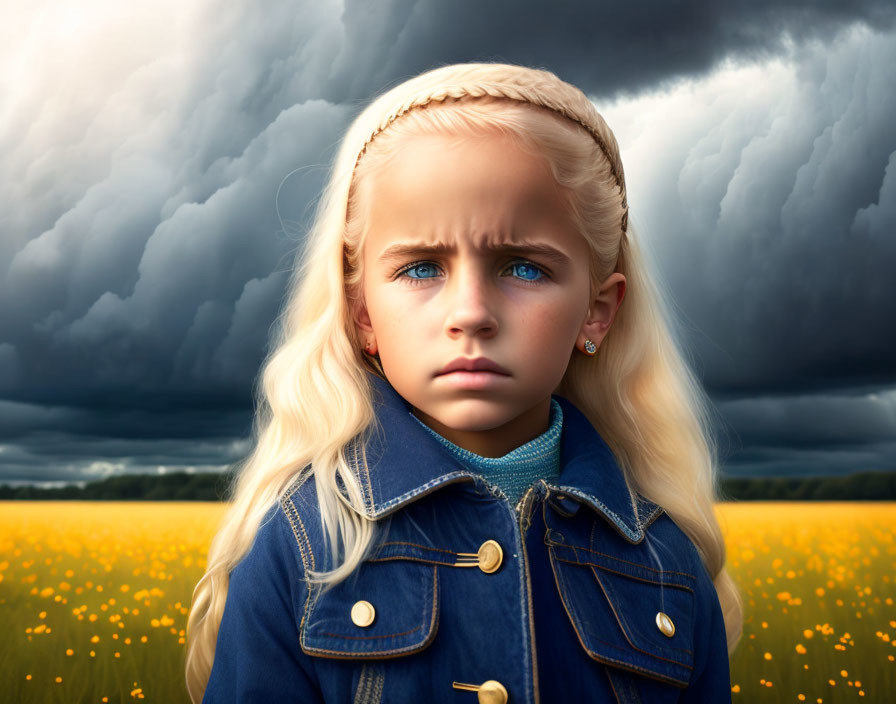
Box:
[509,262,545,281]
[403,263,440,279]
[396,260,548,285]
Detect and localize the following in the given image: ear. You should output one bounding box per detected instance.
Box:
[576,272,626,354]
[350,292,378,356]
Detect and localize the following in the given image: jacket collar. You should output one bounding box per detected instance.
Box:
[348,371,663,544]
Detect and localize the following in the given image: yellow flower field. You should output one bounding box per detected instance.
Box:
[0,501,893,702]
[720,502,895,702]
[0,502,224,703]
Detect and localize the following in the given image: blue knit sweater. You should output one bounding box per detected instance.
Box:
[409,399,563,507]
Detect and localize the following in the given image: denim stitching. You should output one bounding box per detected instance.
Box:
[552,544,697,580]
[548,495,580,517]
[317,560,429,641]
[370,471,478,516]
[505,496,537,704]
[367,555,458,567]
[323,623,423,640]
[590,565,695,659]
[369,542,510,568]
[560,552,691,683]
[281,476,321,661]
[583,634,693,680]
[352,664,370,704]
[371,540,462,556]
[591,565,644,652]
[350,438,375,514]
[605,666,644,704]
[551,540,587,646]
[589,560,696,591]
[371,666,385,702]
[302,565,439,658]
[548,516,692,688]
[605,666,625,704]
[369,664,385,703]
[553,553,696,586]
[637,499,664,530]
[353,663,385,704]
[281,492,316,573]
[545,484,642,542]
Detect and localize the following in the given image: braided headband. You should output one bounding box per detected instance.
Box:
[351,91,629,234]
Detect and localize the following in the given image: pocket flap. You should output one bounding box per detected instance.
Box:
[300,556,439,659]
[548,540,696,686]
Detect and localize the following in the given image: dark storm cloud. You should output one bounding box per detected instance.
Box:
[598,24,896,475]
[0,433,248,487]
[328,0,896,101]
[608,24,896,398]
[1,0,894,483]
[714,388,896,477]
[2,101,346,401]
[0,397,252,484]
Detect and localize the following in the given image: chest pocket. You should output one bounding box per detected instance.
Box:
[543,502,697,687]
[299,543,440,659]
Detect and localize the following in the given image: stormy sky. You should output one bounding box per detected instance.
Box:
[1,0,894,486]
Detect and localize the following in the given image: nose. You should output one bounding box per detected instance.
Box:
[444,265,498,339]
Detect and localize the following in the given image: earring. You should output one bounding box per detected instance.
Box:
[583,339,597,356]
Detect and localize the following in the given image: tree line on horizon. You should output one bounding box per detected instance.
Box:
[0,469,894,501]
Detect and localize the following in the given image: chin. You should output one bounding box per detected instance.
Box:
[433,405,514,432]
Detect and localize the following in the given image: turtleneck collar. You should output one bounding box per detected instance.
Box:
[408,399,563,507]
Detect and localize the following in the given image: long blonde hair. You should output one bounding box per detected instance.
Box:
[185,62,742,702]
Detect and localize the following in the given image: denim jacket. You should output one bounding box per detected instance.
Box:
[203,372,732,703]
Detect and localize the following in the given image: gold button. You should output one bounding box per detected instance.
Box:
[477,680,508,704]
[351,600,375,627]
[451,679,508,704]
[477,540,503,574]
[656,610,675,637]
[454,540,504,573]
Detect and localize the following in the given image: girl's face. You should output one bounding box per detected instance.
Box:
[354,132,624,457]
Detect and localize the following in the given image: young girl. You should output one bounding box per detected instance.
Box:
[186,62,743,703]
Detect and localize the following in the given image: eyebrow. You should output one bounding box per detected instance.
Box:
[377,241,572,266]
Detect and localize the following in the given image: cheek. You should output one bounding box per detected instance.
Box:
[519,297,584,341]
[366,290,430,353]
[363,285,396,330]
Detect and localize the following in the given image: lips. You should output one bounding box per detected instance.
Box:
[436,357,511,376]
